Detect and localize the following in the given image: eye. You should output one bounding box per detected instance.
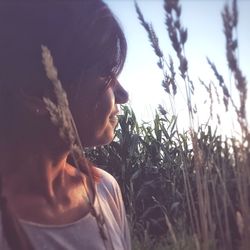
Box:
[99,73,116,91]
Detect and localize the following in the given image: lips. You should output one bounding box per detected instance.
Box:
[109,113,118,120]
[109,115,118,123]
[109,110,119,124]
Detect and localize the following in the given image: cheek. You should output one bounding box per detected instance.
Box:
[95,89,115,119]
[72,90,115,147]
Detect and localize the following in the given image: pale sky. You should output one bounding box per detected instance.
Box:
[105,0,250,135]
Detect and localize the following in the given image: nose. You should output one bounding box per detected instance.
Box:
[114,81,129,104]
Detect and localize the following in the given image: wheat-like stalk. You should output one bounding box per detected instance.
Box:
[41,45,112,249]
[41,45,76,148]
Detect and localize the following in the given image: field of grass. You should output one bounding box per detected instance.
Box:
[87,0,249,249]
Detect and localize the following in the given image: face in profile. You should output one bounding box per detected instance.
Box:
[71,75,129,148]
[0,1,128,150]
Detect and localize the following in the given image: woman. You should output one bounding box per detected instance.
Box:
[0,1,131,249]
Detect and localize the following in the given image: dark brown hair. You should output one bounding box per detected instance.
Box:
[0,1,127,249]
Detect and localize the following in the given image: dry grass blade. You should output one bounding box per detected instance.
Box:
[41,45,112,248]
[41,45,75,148]
[222,0,247,124]
[135,1,163,61]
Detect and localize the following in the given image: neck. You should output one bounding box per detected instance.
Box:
[1,148,72,204]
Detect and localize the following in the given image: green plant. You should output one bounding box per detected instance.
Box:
[87,0,249,249]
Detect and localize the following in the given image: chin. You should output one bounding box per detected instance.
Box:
[94,121,117,146]
[84,132,115,148]
[81,119,117,147]
[97,133,115,146]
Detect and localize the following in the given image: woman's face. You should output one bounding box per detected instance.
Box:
[71,76,128,147]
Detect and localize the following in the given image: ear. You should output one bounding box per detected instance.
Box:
[18,89,48,116]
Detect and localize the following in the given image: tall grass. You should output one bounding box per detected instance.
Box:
[88,0,249,249]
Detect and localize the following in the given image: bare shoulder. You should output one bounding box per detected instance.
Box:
[65,164,121,199]
[65,163,81,178]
